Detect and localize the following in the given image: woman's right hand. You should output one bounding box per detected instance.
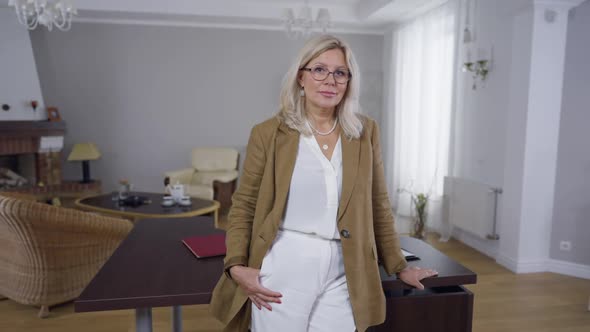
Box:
[229,265,282,311]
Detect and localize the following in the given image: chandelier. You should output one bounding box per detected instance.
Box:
[282,0,331,39]
[8,0,77,31]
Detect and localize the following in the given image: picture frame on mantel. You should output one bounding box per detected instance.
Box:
[47,107,62,122]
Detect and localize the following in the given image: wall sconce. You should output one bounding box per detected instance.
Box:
[462,60,489,90]
[462,46,493,90]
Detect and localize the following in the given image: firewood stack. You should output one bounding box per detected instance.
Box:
[0,168,29,189]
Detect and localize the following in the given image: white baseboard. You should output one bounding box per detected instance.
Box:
[493,254,546,274]
[495,252,519,272]
[546,259,590,279]
[453,232,590,279]
[493,252,590,279]
[514,259,547,274]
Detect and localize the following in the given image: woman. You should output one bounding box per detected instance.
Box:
[210,35,437,332]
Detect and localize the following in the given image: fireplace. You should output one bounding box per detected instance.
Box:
[0,121,65,188]
[0,154,35,188]
[0,121,101,196]
[0,155,18,172]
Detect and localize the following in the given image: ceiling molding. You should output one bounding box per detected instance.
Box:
[534,0,587,8]
[1,0,451,33]
[357,0,393,20]
[71,7,387,35]
[72,15,386,36]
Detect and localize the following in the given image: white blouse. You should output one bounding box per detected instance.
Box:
[280,134,343,240]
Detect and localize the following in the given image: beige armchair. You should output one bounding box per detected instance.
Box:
[164,147,239,215]
[0,194,132,318]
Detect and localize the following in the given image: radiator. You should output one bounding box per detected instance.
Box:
[443,176,502,240]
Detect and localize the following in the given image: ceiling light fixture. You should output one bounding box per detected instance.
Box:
[8,0,77,31]
[282,0,331,39]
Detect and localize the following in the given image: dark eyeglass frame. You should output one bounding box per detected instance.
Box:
[299,66,352,84]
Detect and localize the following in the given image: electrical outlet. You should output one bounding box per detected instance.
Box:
[559,241,572,251]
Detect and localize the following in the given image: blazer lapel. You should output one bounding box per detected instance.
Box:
[273,122,299,223]
[338,134,360,222]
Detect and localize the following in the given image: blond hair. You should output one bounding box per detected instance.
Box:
[277,35,363,139]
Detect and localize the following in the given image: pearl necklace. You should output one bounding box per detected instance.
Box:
[307,118,338,151]
[307,117,338,136]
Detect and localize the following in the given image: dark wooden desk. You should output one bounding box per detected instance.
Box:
[75,219,476,332]
[370,238,477,332]
[75,217,223,332]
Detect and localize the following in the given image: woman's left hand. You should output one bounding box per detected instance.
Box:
[397,266,438,290]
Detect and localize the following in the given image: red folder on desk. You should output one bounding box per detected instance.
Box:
[182,234,226,258]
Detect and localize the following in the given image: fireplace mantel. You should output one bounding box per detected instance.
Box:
[0,121,65,138]
[0,121,65,156]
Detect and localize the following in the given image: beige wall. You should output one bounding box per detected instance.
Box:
[0,8,45,121]
[30,23,383,193]
[550,0,590,266]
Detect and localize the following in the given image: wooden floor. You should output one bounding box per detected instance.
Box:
[1,234,589,332]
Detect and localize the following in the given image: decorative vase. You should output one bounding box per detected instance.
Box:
[412,213,426,239]
[411,193,429,240]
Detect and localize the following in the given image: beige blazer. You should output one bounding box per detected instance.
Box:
[209,115,407,332]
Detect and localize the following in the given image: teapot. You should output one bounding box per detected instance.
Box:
[168,182,185,202]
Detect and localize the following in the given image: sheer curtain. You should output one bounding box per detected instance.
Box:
[386,0,458,237]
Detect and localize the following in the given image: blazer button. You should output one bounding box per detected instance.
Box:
[340,229,350,238]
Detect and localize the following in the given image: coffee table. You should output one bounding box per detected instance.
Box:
[75,192,220,226]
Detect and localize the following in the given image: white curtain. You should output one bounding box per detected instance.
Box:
[387,1,458,236]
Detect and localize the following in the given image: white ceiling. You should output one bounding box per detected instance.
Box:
[0,0,449,34]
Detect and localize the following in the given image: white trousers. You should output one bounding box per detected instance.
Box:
[251,230,356,332]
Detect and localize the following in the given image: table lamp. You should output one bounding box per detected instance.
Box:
[67,143,101,183]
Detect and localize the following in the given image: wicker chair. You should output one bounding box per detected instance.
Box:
[0,194,132,318]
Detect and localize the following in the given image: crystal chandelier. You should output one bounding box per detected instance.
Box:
[282,0,331,39]
[8,0,77,31]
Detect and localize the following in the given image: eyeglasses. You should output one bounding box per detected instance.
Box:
[300,65,351,84]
